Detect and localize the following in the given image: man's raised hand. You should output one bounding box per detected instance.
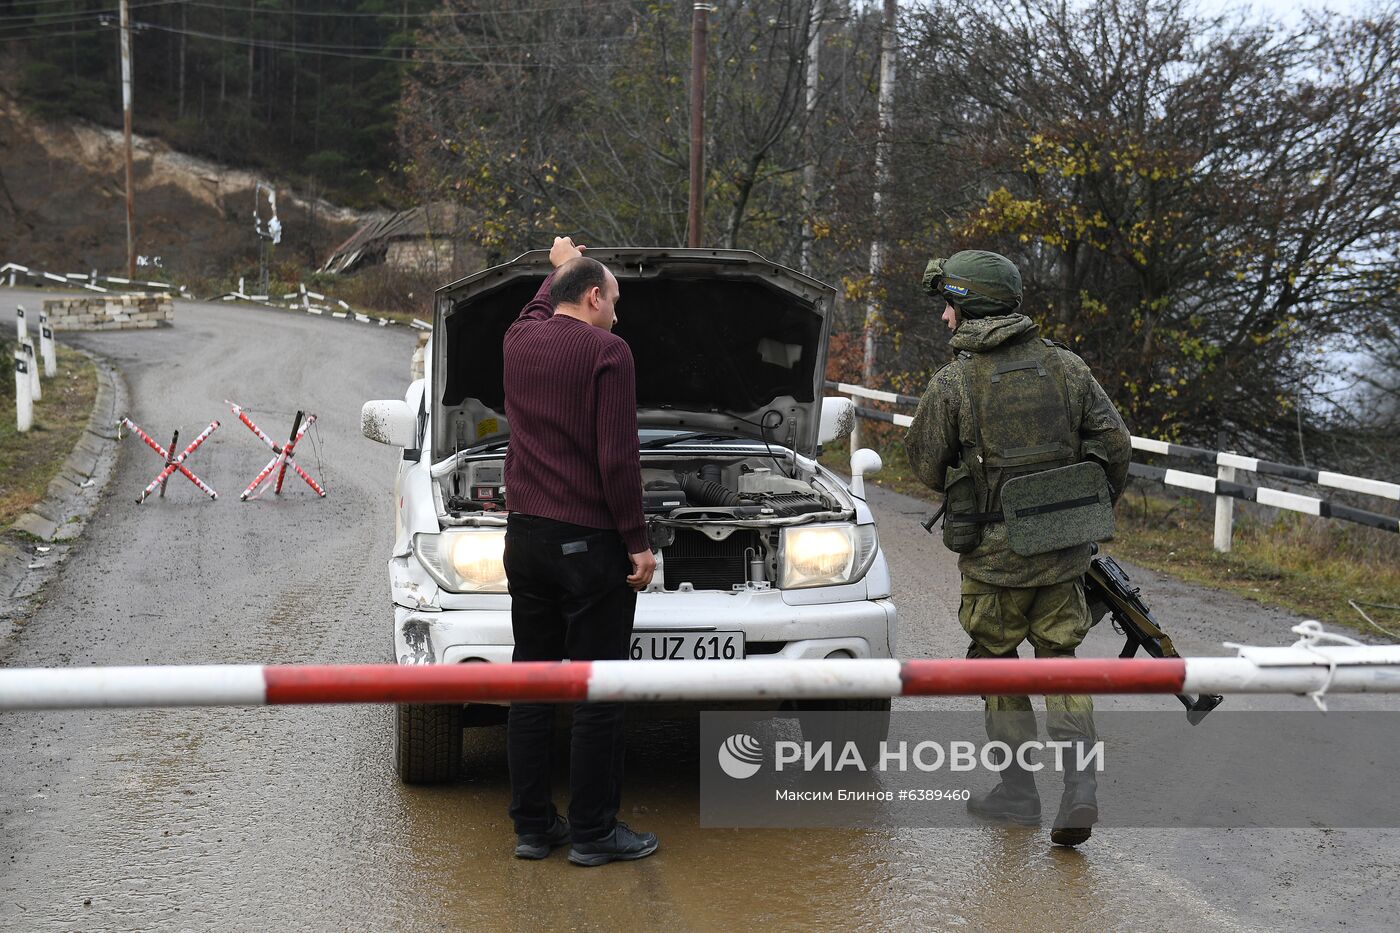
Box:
[550,236,586,268]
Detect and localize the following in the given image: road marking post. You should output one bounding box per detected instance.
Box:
[15,303,26,341]
[228,401,326,500]
[38,310,56,377]
[14,348,32,432]
[21,339,39,402]
[120,417,221,502]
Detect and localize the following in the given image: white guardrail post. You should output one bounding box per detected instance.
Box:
[1214,430,1235,553]
[14,345,32,432]
[38,309,56,377]
[22,339,39,402]
[846,390,862,453]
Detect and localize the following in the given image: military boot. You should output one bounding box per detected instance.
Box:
[966,759,1041,825]
[1050,768,1098,847]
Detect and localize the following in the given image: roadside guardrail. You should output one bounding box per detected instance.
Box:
[827,380,1400,547]
[3,260,404,330]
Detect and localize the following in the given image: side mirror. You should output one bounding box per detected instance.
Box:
[849,447,883,499]
[361,399,416,447]
[818,396,855,445]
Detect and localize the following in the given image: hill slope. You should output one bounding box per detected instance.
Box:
[0,89,377,280]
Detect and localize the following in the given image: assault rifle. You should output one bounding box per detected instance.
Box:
[1085,544,1223,724]
[917,503,1223,724]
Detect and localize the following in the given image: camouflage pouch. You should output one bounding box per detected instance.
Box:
[1000,461,1115,557]
[941,461,985,554]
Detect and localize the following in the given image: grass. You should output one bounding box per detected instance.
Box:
[0,342,98,528]
[822,423,1400,638]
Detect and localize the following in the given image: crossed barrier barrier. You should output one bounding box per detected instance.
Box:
[120,417,221,502]
[228,401,327,500]
[117,402,326,503]
[826,380,1400,539]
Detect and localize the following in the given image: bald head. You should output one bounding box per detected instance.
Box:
[551,255,620,331]
[553,257,609,306]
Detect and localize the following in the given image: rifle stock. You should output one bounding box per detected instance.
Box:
[1084,547,1224,724]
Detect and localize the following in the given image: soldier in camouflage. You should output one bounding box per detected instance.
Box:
[904,249,1131,847]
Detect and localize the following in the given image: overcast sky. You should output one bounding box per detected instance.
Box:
[1208,0,1376,23]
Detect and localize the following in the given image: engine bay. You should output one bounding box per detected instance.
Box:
[438,453,855,591]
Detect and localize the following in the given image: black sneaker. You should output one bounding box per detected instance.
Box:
[514,815,571,860]
[567,822,659,867]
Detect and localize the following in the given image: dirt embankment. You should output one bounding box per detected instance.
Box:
[0,89,380,280]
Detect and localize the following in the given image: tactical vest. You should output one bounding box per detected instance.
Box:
[942,337,1114,555]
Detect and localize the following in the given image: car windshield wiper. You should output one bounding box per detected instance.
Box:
[640,432,737,449]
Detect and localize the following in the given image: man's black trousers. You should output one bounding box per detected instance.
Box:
[503,513,637,842]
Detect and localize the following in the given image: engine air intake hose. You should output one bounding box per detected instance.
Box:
[682,474,742,507]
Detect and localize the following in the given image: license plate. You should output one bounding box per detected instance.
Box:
[630,631,745,661]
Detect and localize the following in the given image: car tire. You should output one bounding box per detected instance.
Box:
[799,697,892,761]
[393,702,464,785]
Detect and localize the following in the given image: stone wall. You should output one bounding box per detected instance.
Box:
[43,294,173,331]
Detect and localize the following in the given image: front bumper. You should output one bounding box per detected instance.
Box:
[393,589,897,668]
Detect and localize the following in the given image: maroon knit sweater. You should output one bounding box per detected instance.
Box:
[502,273,648,554]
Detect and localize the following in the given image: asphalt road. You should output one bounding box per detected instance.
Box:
[1,288,1396,932]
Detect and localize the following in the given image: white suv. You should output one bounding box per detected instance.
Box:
[362,248,896,783]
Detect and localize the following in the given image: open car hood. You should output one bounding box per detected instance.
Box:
[432,248,836,459]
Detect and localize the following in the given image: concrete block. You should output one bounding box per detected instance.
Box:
[64,447,99,478]
[52,518,84,542]
[13,512,59,542]
[46,473,81,501]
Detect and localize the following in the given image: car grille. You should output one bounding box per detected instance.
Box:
[661,529,759,591]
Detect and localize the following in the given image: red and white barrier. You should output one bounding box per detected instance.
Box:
[228,401,327,500]
[3,645,1399,711]
[121,417,220,502]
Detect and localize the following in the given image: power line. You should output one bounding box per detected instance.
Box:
[0,24,105,41]
[132,17,631,58]
[0,0,112,10]
[173,0,635,19]
[0,0,185,24]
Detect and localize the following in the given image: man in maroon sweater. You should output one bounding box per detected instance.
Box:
[502,235,659,866]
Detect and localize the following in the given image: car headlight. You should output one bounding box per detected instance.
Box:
[779,523,878,589]
[413,530,508,593]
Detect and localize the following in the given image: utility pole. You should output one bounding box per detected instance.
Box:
[119,0,136,280]
[687,3,713,248]
[801,0,823,275]
[863,0,897,384]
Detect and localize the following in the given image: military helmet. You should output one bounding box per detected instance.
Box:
[922,249,1023,319]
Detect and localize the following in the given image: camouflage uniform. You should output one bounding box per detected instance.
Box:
[905,250,1131,841]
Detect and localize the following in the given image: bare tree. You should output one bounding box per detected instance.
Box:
[881,0,1400,456]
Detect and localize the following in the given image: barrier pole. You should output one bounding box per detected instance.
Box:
[4,647,1400,711]
[14,348,32,432]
